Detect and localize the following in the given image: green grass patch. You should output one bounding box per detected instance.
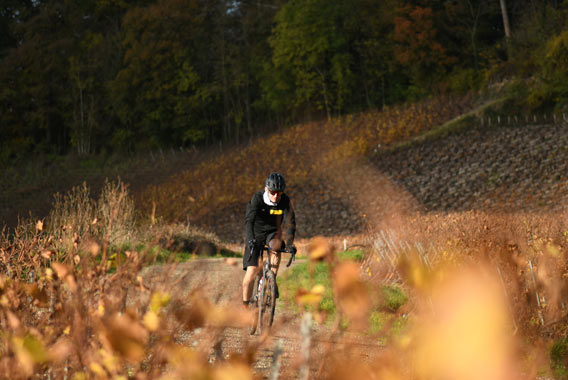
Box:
[383,285,408,311]
[279,249,409,334]
[551,338,568,379]
[338,249,365,261]
[369,311,408,336]
[280,250,365,316]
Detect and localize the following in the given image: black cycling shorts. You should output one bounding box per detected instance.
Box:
[243,232,285,270]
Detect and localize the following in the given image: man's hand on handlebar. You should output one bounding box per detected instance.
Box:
[286,245,297,255]
[285,245,297,267]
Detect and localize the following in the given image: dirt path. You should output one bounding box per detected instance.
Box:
[135,257,383,379]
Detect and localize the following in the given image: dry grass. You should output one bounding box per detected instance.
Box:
[47,179,136,253]
[2,207,568,379]
[358,210,568,379]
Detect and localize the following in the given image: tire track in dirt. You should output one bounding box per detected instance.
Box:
[135,258,384,379]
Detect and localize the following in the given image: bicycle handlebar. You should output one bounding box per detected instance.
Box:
[249,244,297,267]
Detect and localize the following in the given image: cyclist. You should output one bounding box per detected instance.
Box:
[242,172,296,308]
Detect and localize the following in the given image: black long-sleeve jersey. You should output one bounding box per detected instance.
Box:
[245,191,296,245]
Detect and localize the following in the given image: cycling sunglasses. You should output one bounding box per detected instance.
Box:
[268,189,282,196]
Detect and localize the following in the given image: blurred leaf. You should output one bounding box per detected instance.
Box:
[295,285,326,307]
[168,345,208,378]
[12,334,49,375]
[104,313,148,362]
[546,244,561,258]
[308,236,333,261]
[40,249,53,259]
[48,337,72,363]
[0,275,9,290]
[413,267,511,379]
[6,310,20,330]
[44,268,53,281]
[143,311,159,332]
[89,362,105,377]
[52,263,78,292]
[51,262,70,279]
[213,360,254,380]
[100,348,119,374]
[397,251,433,291]
[333,261,370,322]
[24,284,48,307]
[71,372,87,380]
[149,291,171,313]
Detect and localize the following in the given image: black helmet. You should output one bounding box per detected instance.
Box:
[265,172,286,192]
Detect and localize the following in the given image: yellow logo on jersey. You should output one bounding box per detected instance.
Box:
[270,209,283,215]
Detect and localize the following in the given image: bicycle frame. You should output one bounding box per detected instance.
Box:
[249,245,295,335]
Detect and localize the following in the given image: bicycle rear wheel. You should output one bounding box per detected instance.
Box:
[258,270,276,334]
[248,274,261,335]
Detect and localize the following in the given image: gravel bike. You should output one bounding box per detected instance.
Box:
[248,245,296,335]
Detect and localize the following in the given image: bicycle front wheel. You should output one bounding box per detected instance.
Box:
[248,274,261,335]
[258,270,276,334]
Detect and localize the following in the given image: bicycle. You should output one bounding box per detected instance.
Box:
[248,244,296,335]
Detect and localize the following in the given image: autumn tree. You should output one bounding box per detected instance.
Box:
[393,4,456,94]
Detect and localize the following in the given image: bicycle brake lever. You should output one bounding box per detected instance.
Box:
[286,253,295,267]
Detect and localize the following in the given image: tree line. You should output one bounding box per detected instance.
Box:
[1,0,567,160]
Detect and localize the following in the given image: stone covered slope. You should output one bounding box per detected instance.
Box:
[370,122,568,213]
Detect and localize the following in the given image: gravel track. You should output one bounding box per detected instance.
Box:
[132,258,383,379]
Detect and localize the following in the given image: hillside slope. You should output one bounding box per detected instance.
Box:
[194,119,568,243]
[138,95,475,242]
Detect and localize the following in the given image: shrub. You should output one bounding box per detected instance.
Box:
[47,179,136,252]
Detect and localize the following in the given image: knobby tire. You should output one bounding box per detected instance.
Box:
[258,270,276,335]
[248,274,261,335]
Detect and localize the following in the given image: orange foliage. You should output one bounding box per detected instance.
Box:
[393,5,455,70]
[141,95,475,227]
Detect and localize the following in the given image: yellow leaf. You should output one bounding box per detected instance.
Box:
[12,334,49,375]
[89,362,105,377]
[546,244,561,257]
[97,304,105,317]
[71,372,87,380]
[143,311,160,332]
[311,284,325,295]
[45,268,53,281]
[295,288,323,307]
[149,291,171,313]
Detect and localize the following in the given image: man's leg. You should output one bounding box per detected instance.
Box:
[268,238,282,298]
[242,263,259,304]
[268,238,282,275]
